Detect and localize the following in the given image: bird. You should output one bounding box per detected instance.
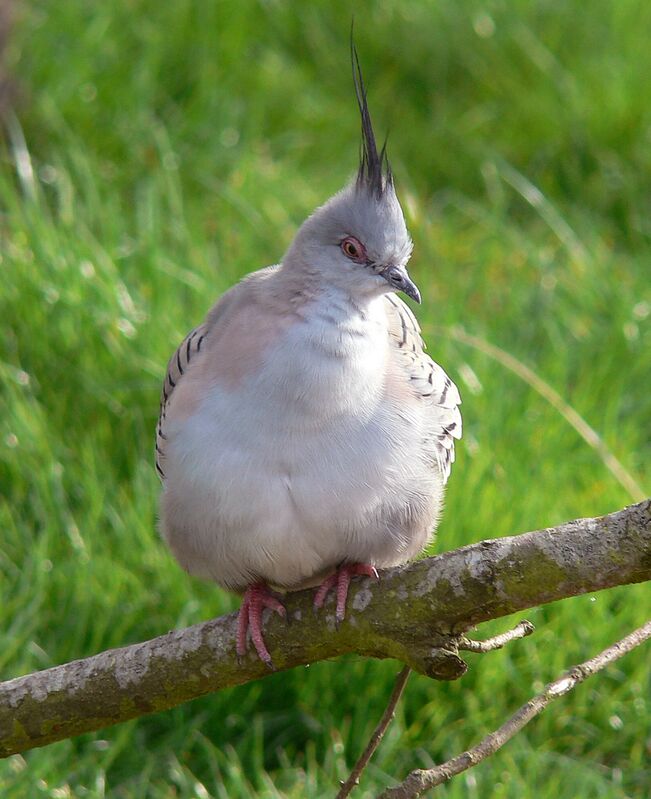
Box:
[155,44,462,667]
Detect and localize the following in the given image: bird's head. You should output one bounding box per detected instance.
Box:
[283,45,419,306]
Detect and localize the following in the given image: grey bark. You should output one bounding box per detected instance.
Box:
[379,620,651,798]
[1,498,649,758]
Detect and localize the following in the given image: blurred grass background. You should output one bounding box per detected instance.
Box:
[1,1,650,797]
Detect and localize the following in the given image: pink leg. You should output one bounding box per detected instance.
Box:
[236,582,286,667]
[313,563,379,624]
[313,572,338,610]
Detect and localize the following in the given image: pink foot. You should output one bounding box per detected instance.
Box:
[236,582,286,668]
[313,563,379,624]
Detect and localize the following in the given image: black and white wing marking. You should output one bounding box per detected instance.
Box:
[155,324,209,481]
[385,294,462,483]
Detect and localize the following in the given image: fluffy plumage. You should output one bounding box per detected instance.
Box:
[155,48,461,661]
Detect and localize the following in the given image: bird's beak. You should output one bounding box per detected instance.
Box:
[381,265,421,304]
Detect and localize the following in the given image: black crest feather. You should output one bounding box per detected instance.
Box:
[351,36,392,198]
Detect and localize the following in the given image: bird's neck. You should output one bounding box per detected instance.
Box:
[243,266,390,421]
[272,261,384,325]
[306,285,385,333]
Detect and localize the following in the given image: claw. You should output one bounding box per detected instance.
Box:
[313,563,378,624]
[236,583,286,667]
[313,572,338,614]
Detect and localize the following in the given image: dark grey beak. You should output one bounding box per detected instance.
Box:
[381,265,421,304]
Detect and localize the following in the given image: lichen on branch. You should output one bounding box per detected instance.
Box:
[1,499,649,759]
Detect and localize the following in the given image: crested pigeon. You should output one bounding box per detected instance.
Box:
[156,46,462,666]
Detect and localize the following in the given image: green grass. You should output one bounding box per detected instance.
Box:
[1,1,650,797]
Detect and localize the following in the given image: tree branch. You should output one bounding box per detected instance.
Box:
[1,498,649,758]
[458,620,535,653]
[336,666,412,799]
[378,619,651,798]
[338,619,535,797]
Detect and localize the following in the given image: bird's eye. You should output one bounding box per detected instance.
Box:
[340,236,367,263]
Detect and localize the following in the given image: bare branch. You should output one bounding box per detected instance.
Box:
[458,620,535,653]
[379,620,651,798]
[1,498,649,758]
[336,667,411,799]
[338,621,535,796]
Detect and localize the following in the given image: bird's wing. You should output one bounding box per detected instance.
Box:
[155,323,210,480]
[384,294,462,483]
[155,282,246,481]
[155,267,281,481]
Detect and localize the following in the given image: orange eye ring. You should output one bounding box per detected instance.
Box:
[340,236,367,263]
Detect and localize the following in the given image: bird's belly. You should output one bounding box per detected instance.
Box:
[160,386,441,591]
[160,311,444,590]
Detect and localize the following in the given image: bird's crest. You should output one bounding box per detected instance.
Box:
[351,39,392,199]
